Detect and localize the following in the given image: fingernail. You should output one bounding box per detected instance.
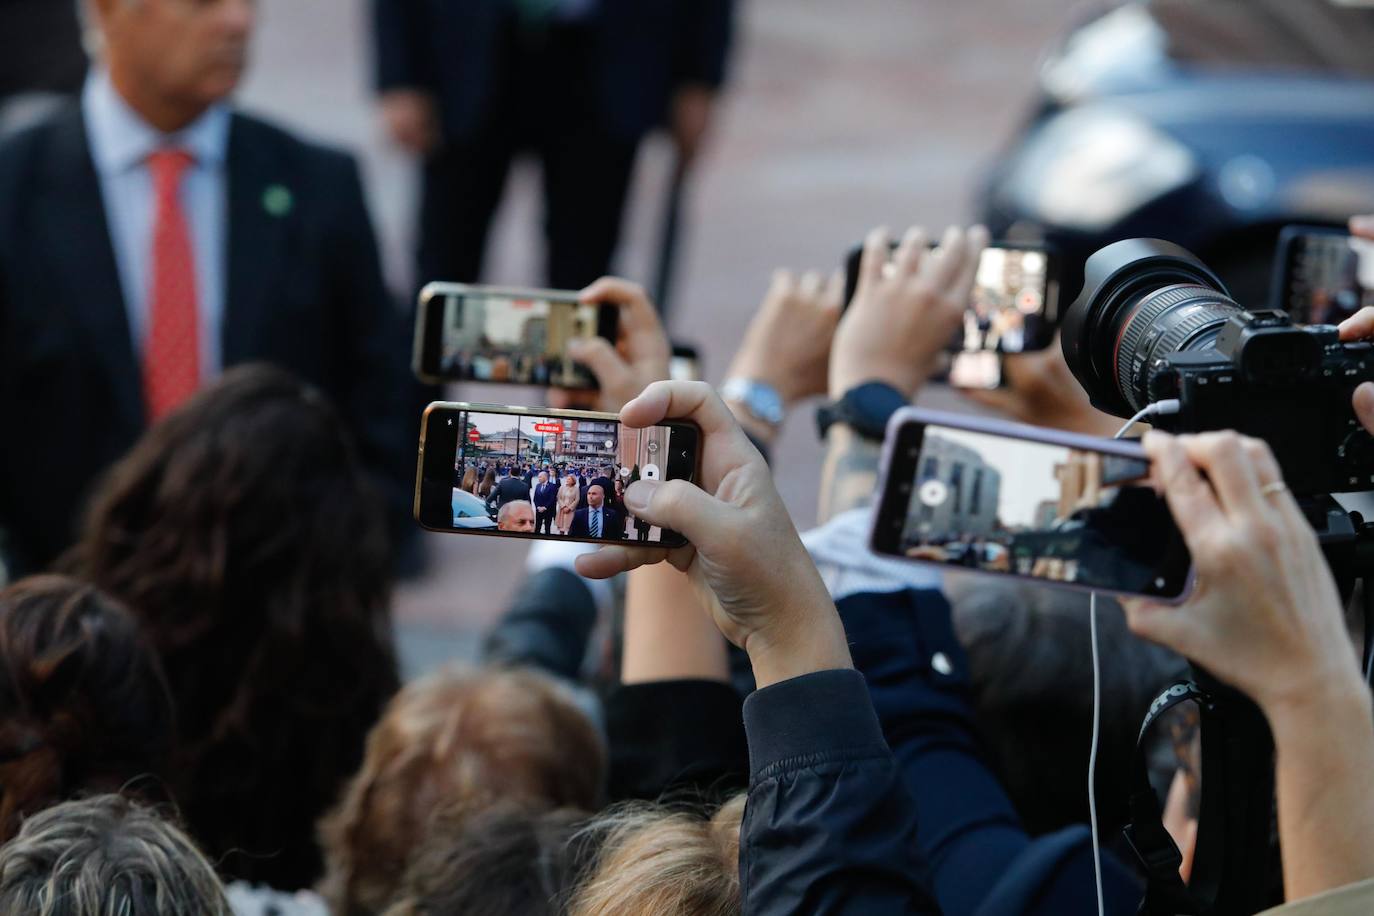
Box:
[625,480,656,513]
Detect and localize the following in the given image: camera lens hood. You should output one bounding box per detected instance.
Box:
[1061,239,1228,417]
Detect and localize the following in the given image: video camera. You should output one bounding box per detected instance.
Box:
[1060,239,1374,498]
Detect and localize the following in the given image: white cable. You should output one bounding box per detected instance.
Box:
[1086,399,1178,916]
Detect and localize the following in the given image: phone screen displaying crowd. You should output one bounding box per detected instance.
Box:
[438,410,683,544]
[438,292,606,388]
[876,421,1191,598]
[1280,231,1374,325]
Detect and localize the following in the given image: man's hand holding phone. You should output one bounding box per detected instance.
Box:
[554,278,672,413]
[575,381,852,688]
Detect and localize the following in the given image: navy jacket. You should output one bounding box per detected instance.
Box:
[372,0,736,141]
[0,105,411,575]
[568,505,623,540]
[532,480,559,512]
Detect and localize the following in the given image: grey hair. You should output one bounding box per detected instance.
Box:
[497,501,532,524]
[0,794,231,916]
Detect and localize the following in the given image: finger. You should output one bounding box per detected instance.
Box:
[892,226,929,277]
[1356,381,1374,436]
[767,268,795,304]
[921,226,969,294]
[575,544,674,579]
[623,478,723,543]
[822,269,845,312]
[1178,432,1267,519]
[567,336,634,395]
[1238,437,1307,531]
[621,380,749,445]
[955,225,991,299]
[1123,599,1200,658]
[798,270,823,299]
[1351,215,1374,241]
[580,276,669,363]
[857,226,892,298]
[1338,306,1374,342]
[1142,431,1226,547]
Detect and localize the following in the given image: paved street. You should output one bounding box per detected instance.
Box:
[237,0,1081,674]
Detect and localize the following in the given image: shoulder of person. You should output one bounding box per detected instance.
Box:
[1258,879,1374,916]
[0,101,81,202]
[228,110,362,188]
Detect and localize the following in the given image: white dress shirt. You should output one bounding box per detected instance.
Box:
[81,69,231,379]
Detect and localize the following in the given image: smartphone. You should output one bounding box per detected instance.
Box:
[842,241,1060,355]
[415,402,700,547]
[412,283,620,388]
[870,408,1193,601]
[1271,225,1374,324]
[670,343,701,382]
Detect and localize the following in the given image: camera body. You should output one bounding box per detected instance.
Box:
[1062,239,1374,496]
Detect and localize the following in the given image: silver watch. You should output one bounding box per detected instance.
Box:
[720,378,785,426]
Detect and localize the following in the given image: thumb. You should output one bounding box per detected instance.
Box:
[1355,382,1374,437]
[624,478,718,543]
[1123,599,1197,655]
[568,337,632,393]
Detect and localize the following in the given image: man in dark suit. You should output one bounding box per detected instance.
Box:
[531,470,559,534]
[567,482,623,540]
[485,469,531,518]
[0,0,410,577]
[372,0,736,290]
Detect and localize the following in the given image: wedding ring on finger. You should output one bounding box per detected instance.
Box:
[1260,481,1289,499]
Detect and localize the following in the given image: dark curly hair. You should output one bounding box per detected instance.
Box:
[65,364,400,890]
[0,575,174,843]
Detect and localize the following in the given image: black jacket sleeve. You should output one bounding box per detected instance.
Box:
[671,0,736,90]
[372,0,437,92]
[604,679,748,802]
[740,668,940,916]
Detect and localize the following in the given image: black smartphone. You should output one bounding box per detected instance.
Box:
[1271,225,1374,325]
[870,408,1193,601]
[670,343,702,382]
[415,402,700,548]
[412,283,620,388]
[842,241,1060,355]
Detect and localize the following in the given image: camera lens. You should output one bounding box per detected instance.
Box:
[1061,239,1241,416]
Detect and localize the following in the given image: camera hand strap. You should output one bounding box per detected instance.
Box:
[1124,680,1213,916]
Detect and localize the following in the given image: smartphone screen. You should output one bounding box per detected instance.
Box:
[1274,228,1374,325]
[872,411,1191,599]
[842,242,1059,355]
[415,403,699,547]
[413,283,618,388]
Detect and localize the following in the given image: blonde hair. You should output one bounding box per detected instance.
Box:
[318,667,606,916]
[568,794,746,916]
[0,794,231,916]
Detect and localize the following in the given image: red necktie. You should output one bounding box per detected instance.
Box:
[143,148,201,422]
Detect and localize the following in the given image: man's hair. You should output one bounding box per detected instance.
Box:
[382,801,594,916]
[0,575,174,844]
[66,364,399,889]
[949,582,1188,837]
[567,795,745,916]
[498,501,531,525]
[0,794,231,915]
[318,667,605,916]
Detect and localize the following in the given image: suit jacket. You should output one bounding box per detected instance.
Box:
[0,104,411,574]
[486,476,531,514]
[532,480,558,511]
[373,0,736,140]
[568,505,623,540]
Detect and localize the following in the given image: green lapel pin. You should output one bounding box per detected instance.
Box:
[262,184,293,218]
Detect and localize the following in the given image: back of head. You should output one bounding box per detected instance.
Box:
[949,581,1187,836]
[0,575,173,843]
[68,364,398,887]
[568,795,745,916]
[383,801,592,916]
[319,666,606,915]
[0,794,230,916]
